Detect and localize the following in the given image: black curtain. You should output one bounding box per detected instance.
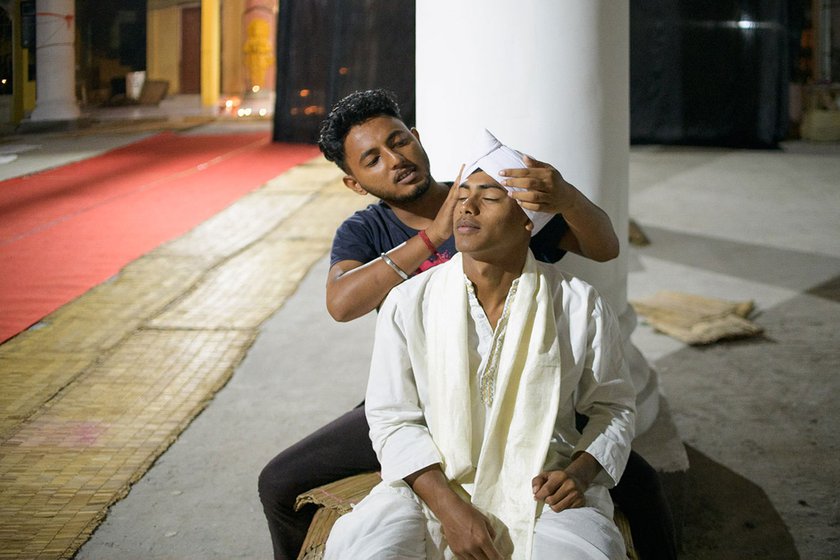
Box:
[631,0,790,147]
[273,0,415,143]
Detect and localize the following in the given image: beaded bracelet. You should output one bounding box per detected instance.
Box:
[380,253,410,281]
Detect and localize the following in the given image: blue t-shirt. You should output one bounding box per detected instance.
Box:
[330,197,569,273]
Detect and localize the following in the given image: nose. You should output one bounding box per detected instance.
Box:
[383,147,406,167]
[460,192,479,215]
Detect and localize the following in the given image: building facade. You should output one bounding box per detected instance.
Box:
[0,0,278,126]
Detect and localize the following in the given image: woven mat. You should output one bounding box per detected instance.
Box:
[631,290,763,345]
[0,157,369,560]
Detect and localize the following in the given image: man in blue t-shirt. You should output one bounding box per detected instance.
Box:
[258,89,676,560]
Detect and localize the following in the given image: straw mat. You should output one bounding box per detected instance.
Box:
[0,131,320,343]
[630,290,763,345]
[0,157,369,559]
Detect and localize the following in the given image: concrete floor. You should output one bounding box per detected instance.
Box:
[3,119,839,559]
[627,145,840,559]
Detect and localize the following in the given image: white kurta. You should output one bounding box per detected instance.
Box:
[326,254,635,560]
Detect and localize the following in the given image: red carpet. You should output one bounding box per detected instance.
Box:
[0,131,320,343]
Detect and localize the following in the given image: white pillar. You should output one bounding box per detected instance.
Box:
[417,0,659,432]
[30,0,79,121]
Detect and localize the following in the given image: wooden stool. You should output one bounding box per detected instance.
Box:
[295,472,638,560]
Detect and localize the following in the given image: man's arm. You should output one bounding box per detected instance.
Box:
[327,236,430,322]
[406,465,504,560]
[573,293,637,486]
[326,235,436,322]
[365,292,444,481]
[500,155,620,262]
[327,172,464,322]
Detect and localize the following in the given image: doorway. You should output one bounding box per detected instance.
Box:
[180,6,201,94]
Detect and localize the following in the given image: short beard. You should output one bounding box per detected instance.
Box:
[382,175,432,204]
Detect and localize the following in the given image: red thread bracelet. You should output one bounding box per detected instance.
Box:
[418,230,437,255]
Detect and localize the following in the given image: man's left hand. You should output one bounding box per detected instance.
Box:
[531,470,587,513]
[499,155,577,215]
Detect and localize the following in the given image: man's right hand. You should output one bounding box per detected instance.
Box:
[406,463,503,560]
[437,497,504,560]
[425,164,464,248]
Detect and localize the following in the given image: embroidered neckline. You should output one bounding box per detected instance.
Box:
[464,275,520,406]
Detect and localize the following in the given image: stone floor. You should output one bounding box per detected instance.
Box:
[2,116,839,559]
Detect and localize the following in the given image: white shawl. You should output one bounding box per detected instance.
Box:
[426,251,562,560]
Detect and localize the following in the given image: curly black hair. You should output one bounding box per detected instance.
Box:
[317,89,403,172]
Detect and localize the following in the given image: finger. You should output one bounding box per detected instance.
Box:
[523,154,548,168]
[446,164,466,208]
[503,177,548,191]
[534,476,564,501]
[499,167,549,179]
[516,201,544,212]
[544,471,579,500]
[550,491,585,513]
[546,479,583,509]
[532,473,548,494]
[508,190,546,205]
[542,482,573,506]
[453,163,466,188]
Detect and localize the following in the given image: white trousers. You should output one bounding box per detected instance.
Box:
[324,481,626,560]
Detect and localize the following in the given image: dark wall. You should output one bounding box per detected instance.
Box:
[0,5,12,95]
[631,0,792,148]
[273,1,797,148]
[273,0,415,143]
[77,0,147,70]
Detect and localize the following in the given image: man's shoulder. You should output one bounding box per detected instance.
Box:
[536,262,601,304]
[335,201,413,245]
[338,200,391,229]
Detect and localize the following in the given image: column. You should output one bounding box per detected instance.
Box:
[201,0,220,108]
[236,0,276,116]
[29,0,79,121]
[242,0,276,95]
[417,0,659,431]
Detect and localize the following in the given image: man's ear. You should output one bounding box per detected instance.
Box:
[342,175,369,196]
[410,127,421,143]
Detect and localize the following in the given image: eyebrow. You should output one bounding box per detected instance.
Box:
[458,183,506,192]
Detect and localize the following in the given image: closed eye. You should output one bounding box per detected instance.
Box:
[389,133,411,148]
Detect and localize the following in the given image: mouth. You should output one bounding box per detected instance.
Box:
[456,218,480,234]
[394,166,418,185]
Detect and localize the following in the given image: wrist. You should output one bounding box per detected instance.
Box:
[432,489,470,524]
[418,229,438,255]
[423,228,448,250]
[567,451,601,488]
[559,185,587,217]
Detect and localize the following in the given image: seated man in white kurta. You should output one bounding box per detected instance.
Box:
[325,135,636,560]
